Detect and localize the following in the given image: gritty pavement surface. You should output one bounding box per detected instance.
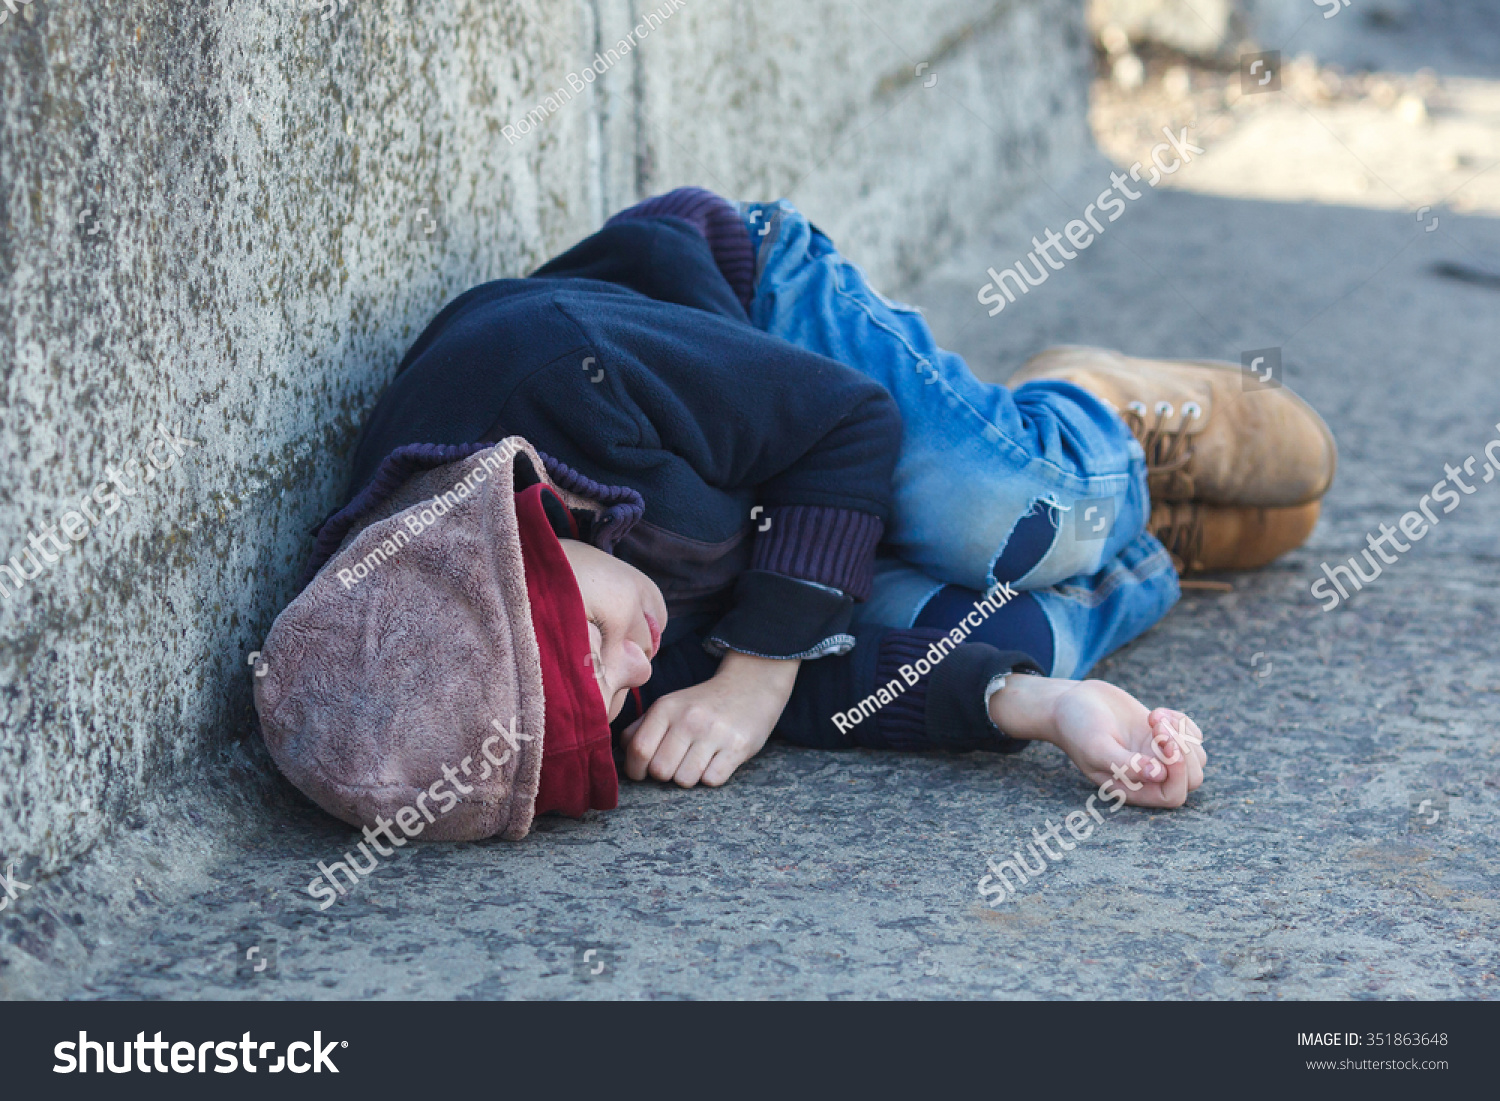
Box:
[7,12,1500,1002]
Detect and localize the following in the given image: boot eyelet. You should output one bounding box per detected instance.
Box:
[1154,401,1174,417]
[1127,401,1148,416]
[1182,401,1202,419]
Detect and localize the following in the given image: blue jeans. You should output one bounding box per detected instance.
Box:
[740,200,1180,678]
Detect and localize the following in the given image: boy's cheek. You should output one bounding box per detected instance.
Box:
[607,690,627,721]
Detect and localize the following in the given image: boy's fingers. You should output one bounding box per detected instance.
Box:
[1149,713,1186,765]
[1150,711,1209,795]
[1171,714,1206,780]
[623,706,671,780]
[1102,714,1202,807]
[1157,746,1189,805]
[1150,709,1201,754]
[701,751,738,788]
[1180,715,1207,766]
[1120,749,1184,807]
[1086,741,1146,791]
[1131,775,1183,808]
[1132,751,1167,783]
[1187,753,1204,791]
[673,743,718,789]
[647,728,695,783]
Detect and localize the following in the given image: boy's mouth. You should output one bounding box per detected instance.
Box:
[644,611,661,658]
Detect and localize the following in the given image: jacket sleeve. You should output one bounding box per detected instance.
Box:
[771,628,1046,752]
[618,624,1045,752]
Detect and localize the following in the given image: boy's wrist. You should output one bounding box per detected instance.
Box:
[716,649,801,694]
[987,671,1070,744]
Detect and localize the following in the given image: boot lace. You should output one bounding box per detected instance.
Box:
[1150,501,1204,571]
[1149,501,1233,591]
[1121,400,1202,486]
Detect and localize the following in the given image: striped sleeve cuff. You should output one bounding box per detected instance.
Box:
[873,630,1044,753]
[749,505,883,601]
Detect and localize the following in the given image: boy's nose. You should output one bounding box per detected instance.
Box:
[621,643,654,690]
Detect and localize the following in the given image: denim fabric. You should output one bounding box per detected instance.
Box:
[864,537,1179,679]
[740,199,1181,677]
[913,583,1057,675]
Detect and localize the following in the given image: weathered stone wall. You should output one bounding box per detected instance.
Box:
[0,0,1091,877]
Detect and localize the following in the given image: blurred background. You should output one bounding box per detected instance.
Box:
[1088,0,1499,229]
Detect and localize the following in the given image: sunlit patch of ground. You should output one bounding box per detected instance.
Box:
[1090,47,1500,218]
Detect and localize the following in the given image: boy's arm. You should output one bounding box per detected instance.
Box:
[620,622,1042,788]
[772,628,1047,753]
[622,612,1209,803]
[766,630,1206,806]
[620,652,800,787]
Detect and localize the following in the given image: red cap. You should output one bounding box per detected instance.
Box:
[514,483,619,816]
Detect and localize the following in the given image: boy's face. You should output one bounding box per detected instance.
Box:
[559,539,667,720]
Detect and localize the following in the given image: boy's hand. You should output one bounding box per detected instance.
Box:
[621,652,800,788]
[1050,689,1206,808]
[989,675,1207,807]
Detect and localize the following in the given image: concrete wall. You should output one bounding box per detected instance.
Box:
[0,0,1090,878]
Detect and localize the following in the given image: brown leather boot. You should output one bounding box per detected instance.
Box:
[1008,346,1337,507]
[1148,499,1322,574]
